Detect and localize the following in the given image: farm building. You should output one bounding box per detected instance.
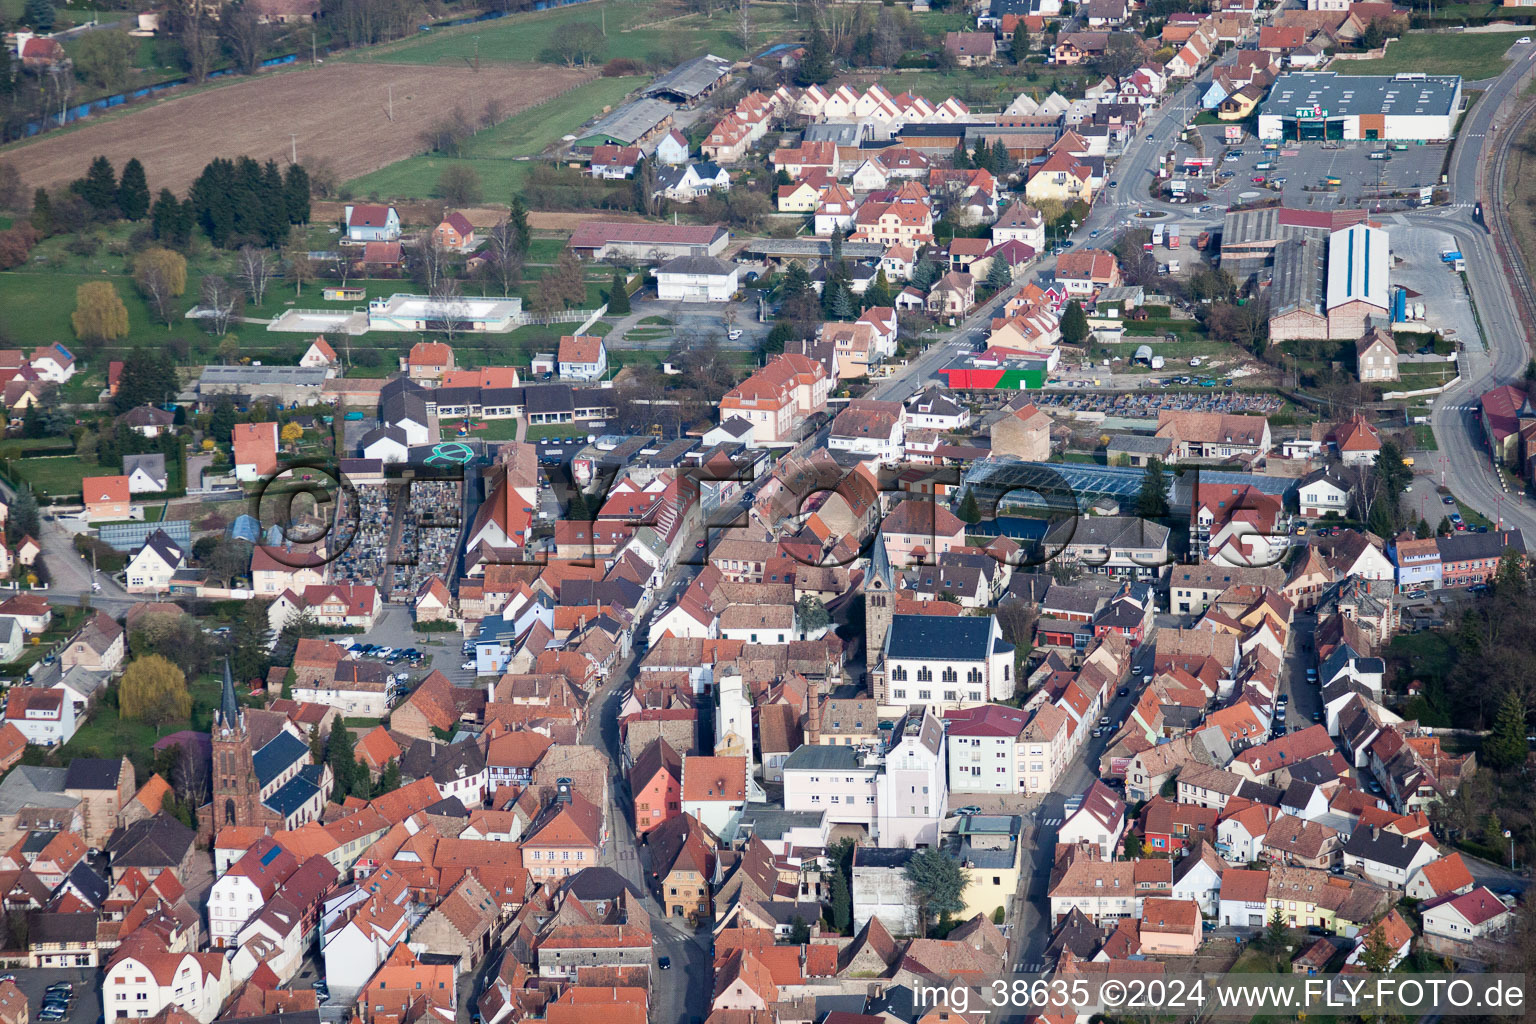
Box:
[567,222,730,261]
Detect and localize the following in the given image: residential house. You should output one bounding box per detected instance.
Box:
[81,475,131,521]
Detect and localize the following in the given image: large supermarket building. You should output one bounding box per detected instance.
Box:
[1257,72,1462,142]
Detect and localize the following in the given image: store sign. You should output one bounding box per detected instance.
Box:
[1295,105,1327,117]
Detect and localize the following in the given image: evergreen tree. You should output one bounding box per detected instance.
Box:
[30,187,51,235]
[374,759,401,797]
[1495,547,1527,595]
[830,283,855,320]
[829,865,851,934]
[905,846,970,937]
[972,137,990,172]
[951,141,970,170]
[1484,689,1528,770]
[795,27,833,86]
[1367,494,1395,538]
[911,257,940,291]
[230,600,271,683]
[991,140,1012,177]
[73,155,118,215]
[151,189,182,244]
[1415,518,1431,539]
[24,0,54,32]
[283,163,311,224]
[958,487,981,524]
[1136,457,1170,520]
[210,397,238,442]
[607,270,631,314]
[1438,516,1453,536]
[1060,299,1089,345]
[865,268,893,308]
[508,196,531,256]
[325,720,361,800]
[1011,25,1030,63]
[260,160,287,245]
[117,158,150,221]
[1358,921,1398,973]
[308,721,322,761]
[1264,906,1288,951]
[5,486,39,548]
[985,253,1012,292]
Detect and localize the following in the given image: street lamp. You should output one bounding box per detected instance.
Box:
[1505,830,1514,870]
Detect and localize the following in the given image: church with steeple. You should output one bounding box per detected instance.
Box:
[865,530,894,702]
[198,657,331,843]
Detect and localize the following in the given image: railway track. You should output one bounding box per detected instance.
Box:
[1484,88,1536,355]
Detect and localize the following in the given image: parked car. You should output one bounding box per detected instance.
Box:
[461,660,476,670]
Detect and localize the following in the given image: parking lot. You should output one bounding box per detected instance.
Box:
[1032,386,1284,418]
[1385,220,1480,349]
[1167,125,1448,211]
[3,967,95,1024]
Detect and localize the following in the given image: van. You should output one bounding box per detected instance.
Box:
[1255,161,1274,171]
[1392,143,1409,151]
[1402,456,1415,467]
[1325,176,1342,186]
[1369,150,1390,161]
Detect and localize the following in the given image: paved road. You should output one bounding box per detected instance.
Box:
[1420,43,1536,534]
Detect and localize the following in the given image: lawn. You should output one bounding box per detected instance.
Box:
[60,670,228,763]
[456,418,521,440]
[345,75,642,201]
[1344,31,1527,80]
[355,0,804,67]
[7,454,99,501]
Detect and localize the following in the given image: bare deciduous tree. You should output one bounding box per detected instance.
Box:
[138,262,180,328]
[220,6,270,75]
[736,0,754,52]
[200,274,242,336]
[428,278,470,343]
[237,246,274,305]
[481,97,505,132]
[481,221,524,297]
[415,234,453,294]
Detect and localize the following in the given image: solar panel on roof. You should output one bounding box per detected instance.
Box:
[261,845,282,866]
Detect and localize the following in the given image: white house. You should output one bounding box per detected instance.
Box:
[321,891,410,991]
[654,129,690,166]
[1341,828,1437,890]
[1298,470,1351,519]
[30,343,76,383]
[1404,853,1475,902]
[123,453,169,494]
[1171,841,1225,916]
[874,706,948,848]
[1217,868,1271,928]
[231,898,305,985]
[300,337,340,373]
[782,744,877,828]
[342,204,401,243]
[208,839,297,949]
[944,704,1027,793]
[1057,781,1126,860]
[125,531,186,595]
[884,613,1016,710]
[557,335,608,382]
[4,686,76,746]
[360,426,409,464]
[829,401,904,464]
[680,754,747,835]
[102,949,233,1024]
[655,255,739,302]
[1421,887,1515,943]
[655,162,731,202]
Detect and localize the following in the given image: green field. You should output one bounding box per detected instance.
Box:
[346,75,641,200]
[1343,31,1527,80]
[354,0,803,67]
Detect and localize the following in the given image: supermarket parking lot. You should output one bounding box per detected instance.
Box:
[1173,126,1447,209]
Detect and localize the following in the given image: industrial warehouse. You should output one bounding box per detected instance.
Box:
[1267,223,1392,342]
[1257,72,1463,142]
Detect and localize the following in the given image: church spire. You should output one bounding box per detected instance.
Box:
[219,655,240,730]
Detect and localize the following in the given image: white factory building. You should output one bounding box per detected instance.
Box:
[1325,223,1390,338]
[1258,72,1462,143]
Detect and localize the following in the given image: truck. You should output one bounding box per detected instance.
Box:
[1152,223,1165,247]
[1195,230,1211,251]
[1168,224,1180,249]
[1150,355,1165,369]
[1168,259,1181,274]
[1369,150,1390,160]
[1440,249,1463,263]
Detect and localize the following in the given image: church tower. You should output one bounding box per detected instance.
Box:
[865,531,895,703]
[210,657,262,830]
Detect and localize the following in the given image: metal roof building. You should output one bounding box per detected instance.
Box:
[1326,224,1389,312]
[1257,72,1462,142]
[644,54,733,103]
[574,98,676,147]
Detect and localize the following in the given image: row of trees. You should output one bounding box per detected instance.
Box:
[188,156,311,248]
